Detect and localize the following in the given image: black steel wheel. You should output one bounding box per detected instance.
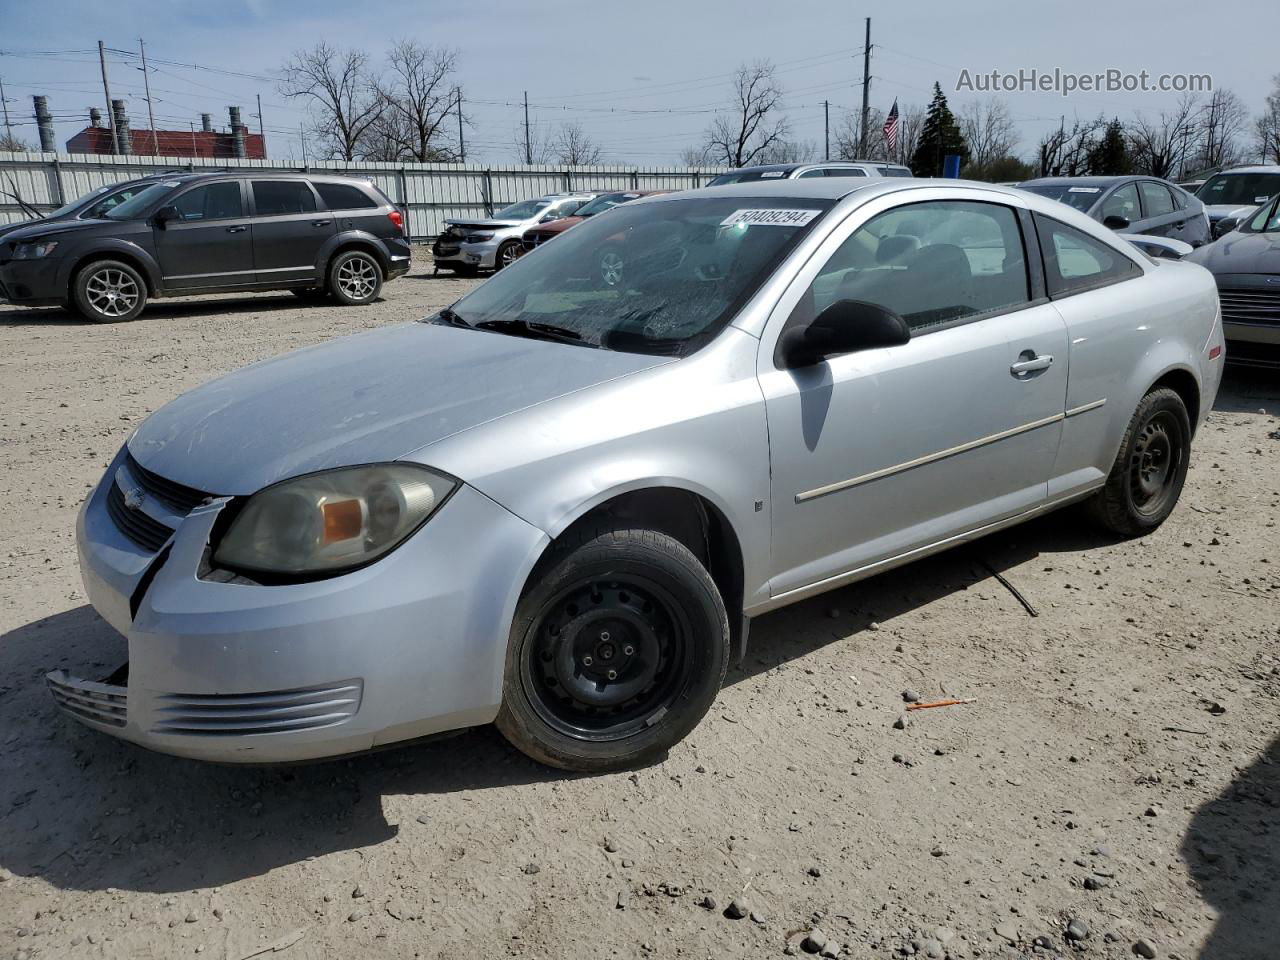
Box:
[1090,387,1191,536]
[497,526,729,771]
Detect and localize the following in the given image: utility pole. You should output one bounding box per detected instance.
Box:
[138,38,157,154]
[858,18,872,159]
[256,92,267,157]
[98,40,120,155]
[455,87,465,163]
[299,122,308,166]
[523,90,531,164]
[824,100,830,160]
[188,121,196,157]
[0,77,12,145]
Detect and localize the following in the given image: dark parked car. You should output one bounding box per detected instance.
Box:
[0,172,410,321]
[1186,192,1280,366]
[0,176,162,241]
[1020,176,1210,247]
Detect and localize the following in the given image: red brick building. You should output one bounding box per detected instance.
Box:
[65,127,266,159]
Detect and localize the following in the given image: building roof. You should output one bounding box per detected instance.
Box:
[65,126,266,160]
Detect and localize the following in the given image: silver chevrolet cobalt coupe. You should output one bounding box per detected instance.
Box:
[58,179,1223,771]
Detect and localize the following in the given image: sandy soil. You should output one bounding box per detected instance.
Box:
[1,257,1277,960]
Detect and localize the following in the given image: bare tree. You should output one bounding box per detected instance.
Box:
[1128,93,1202,178]
[0,132,31,152]
[959,97,1017,172]
[1257,80,1280,165]
[701,60,789,167]
[512,123,554,164]
[279,43,384,161]
[374,41,460,162]
[757,139,818,164]
[1192,89,1249,171]
[839,104,923,163]
[1038,117,1104,176]
[679,143,711,166]
[554,122,603,166]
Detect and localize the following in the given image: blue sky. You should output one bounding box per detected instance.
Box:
[0,0,1271,165]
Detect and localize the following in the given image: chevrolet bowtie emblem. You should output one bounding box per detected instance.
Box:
[123,487,146,512]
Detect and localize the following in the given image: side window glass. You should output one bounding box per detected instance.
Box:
[1139,181,1174,217]
[252,181,317,216]
[796,169,826,179]
[172,182,243,221]
[800,200,1030,334]
[314,182,377,210]
[824,167,867,177]
[1034,213,1141,297]
[1101,183,1139,221]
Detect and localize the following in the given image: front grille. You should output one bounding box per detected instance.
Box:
[1220,287,1280,327]
[522,232,553,250]
[106,481,174,552]
[151,680,364,736]
[47,671,127,728]
[126,453,211,513]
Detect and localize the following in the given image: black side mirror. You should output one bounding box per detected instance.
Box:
[153,205,179,228]
[778,299,911,368]
[1213,217,1239,238]
[1102,214,1130,230]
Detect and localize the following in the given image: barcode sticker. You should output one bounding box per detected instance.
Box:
[721,208,822,227]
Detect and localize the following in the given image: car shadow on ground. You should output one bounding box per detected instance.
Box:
[0,294,359,326]
[1182,734,1280,960]
[0,506,1113,896]
[1215,362,1280,414]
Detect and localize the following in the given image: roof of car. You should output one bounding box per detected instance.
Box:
[1210,165,1280,175]
[1021,175,1138,187]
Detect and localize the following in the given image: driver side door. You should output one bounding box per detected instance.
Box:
[153,180,254,290]
[758,194,1069,601]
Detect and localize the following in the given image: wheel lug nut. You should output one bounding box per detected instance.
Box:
[599,631,611,641]
[607,670,617,680]
[582,656,593,666]
[623,645,634,656]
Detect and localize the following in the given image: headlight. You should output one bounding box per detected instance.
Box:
[213,464,456,576]
[463,232,494,243]
[13,239,59,259]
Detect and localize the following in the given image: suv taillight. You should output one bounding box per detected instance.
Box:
[387,209,404,233]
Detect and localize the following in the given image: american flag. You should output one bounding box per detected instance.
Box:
[883,99,900,153]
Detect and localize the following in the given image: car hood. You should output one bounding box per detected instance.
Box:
[529,216,584,236]
[1204,203,1260,221]
[443,218,526,231]
[0,217,113,244]
[127,322,670,496]
[1186,230,1280,275]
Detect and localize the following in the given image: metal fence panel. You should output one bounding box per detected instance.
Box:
[0,152,727,237]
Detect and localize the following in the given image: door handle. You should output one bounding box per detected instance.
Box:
[1173,220,1185,228]
[312,220,331,227]
[225,225,247,233]
[1011,352,1053,376]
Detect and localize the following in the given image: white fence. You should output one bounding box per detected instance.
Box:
[0,152,728,239]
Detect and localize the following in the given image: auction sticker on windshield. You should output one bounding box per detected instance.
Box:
[721,208,822,227]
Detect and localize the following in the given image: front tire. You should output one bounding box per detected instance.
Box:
[72,259,147,322]
[494,240,521,271]
[1088,387,1191,536]
[327,250,383,305]
[496,526,730,772]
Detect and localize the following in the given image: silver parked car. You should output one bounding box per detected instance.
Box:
[56,179,1223,771]
[432,193,595,273]
[1019,175,1210,247]
[707,160,913,185]
[1194,165,1280,237]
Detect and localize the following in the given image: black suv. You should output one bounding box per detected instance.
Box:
[0,173,410,321]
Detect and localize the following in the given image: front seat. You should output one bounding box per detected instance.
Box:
[897,243,974,328]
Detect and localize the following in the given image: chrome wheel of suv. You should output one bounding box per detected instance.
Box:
[327,251,383,306]
[72,260,147,322]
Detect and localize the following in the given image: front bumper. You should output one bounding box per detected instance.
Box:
[0,255,65,305]
[57,455,548,763]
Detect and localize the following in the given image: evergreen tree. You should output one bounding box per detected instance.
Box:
[910,83,970,176]
[1088,119,1131,175]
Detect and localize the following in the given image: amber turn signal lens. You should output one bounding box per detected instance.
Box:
[322,499,363,543]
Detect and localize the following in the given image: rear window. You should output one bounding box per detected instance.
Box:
[252,181,317,215]
[315,182,378,210]
[877,166,913,177]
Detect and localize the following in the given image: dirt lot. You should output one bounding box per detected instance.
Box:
[0,256,1277,960]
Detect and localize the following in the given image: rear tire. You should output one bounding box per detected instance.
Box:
[327,250,383,305]
[1088,387,1191,536]
[496,525,730,772]
[72,259,147,322]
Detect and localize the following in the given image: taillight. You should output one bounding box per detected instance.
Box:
[387,209,404,233]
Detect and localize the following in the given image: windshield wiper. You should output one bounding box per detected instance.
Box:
[474,318,600,348]
[434,306,471,328]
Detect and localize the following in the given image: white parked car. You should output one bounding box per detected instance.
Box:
[56,179,1223,771]
[432,193,595,273]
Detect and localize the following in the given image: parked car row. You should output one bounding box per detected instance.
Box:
[0,172,410,320]
[54,175,1224,772]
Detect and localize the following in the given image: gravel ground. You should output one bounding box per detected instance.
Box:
[1,255,1277,960]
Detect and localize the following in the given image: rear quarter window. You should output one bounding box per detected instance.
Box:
[315,182,378,210]
[1033,213,1141,298]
